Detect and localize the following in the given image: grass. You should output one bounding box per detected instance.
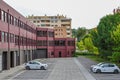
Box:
[74,52,120,67]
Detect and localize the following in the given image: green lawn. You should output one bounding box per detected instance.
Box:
[74,52,120,67]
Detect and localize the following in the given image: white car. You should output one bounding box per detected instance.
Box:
[25,61,48,70]
[92,63,120,74]
[90,62,106,70]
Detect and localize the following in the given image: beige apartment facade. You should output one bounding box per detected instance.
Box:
[27,15,72,38]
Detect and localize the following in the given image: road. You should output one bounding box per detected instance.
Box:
[77,56,120,80]
[4,57,120,80]
[5,58,89,80]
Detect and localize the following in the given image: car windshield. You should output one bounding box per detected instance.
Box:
[97,62,105,66]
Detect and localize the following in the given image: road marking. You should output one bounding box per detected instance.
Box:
[7,70,25,80]
[74,58,96,80]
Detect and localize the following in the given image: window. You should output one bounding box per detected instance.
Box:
[55,40,65,46]
[0,31,1,42]
[0,9,1,20]
[2,32,4,42]
[5,32,8,42]
[43,40,47,46]
[33,21,36,23]
[41,24,46,26]
[1,10,4,21]
[37,21,39,23]
[109,64,115,67]
[15,35,18,45]
[10,34,14,43]
[37,40,42,46]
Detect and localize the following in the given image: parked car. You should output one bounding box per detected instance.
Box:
[90,62,106,70]
[91,63,120,74]
[25,61,48,70]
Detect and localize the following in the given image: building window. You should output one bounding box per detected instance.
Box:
[41,24,46,26]
[43,40,47,46]
[5,32,8,42]
[33,21,36,23]
[15,35,19,45]
[10,34,14,43]
[2,32,4,42]
[0,31,1,42]
[1,10,4,21]
[37,40,42,46]
[68,40,75,46]
[55,40,65,46]
[37,21,39,23]
[0,9,1,20]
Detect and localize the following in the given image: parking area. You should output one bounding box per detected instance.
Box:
[5,58,87,80]
[77,56,120,80]
[3,57,120,80]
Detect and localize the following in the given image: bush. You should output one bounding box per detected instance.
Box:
[111,52,120,63]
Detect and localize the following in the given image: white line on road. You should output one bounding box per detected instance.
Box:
[7,70,25,80]
[74,58,96,80]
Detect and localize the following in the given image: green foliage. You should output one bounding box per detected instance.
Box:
[76,27,87,41]
[111,24,120,45]
[77,41,85,50]
[72,28,77,38]
[77,33,98,55]
[91,13,120,59]
[111,52,120,63]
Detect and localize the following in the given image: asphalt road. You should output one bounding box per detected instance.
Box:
[5,57,120,80]
[77,56,120,80]
[6,58,87,80]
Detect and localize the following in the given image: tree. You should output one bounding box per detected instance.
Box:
[77,33,98,55]
[76,27,87,41]
[111,24,120,63]
[91,13,120,59]
[72,28,77,38]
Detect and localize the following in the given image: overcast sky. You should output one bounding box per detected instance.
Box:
[4,0,120,29]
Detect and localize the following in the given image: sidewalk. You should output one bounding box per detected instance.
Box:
[0,65,24,79]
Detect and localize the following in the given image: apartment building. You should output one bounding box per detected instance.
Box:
[27,15,72,38]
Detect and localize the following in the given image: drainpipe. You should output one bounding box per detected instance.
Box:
[7,9,10,69]
[18,17,20,65]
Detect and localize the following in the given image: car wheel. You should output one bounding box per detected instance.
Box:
[114,69,119,74]
[96,69,101,73]
[41,66,45,70]
[26,66,30,70]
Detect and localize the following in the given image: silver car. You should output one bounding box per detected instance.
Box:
[91,63,120,74]
[25,61,48,70]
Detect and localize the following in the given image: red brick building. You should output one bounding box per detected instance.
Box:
[0,0,75,71]
[0,0,36,70]
[36,28,75,58]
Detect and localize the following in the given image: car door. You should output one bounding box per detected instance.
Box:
[101,64,110,72]
[108,64,115,72]
[32,62,41,69]
[102,64,113,72]
[28,62,36,69]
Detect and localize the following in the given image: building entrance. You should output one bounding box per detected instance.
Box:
[2,52,7,70]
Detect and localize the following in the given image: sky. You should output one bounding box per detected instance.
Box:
[4,0,120,29]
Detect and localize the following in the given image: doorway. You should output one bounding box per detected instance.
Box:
[10,51,14,68]
[2,52,7,70]
[59,51,62,57]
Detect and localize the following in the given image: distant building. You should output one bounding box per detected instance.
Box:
[113,7,120,14]
[27,15,72,38]
[36,28,75,58]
